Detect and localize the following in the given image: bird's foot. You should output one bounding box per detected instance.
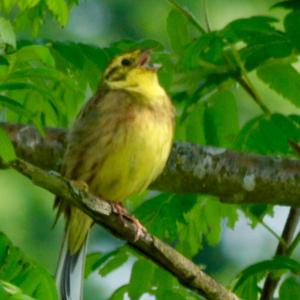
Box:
[110,201,146,241]
[129,216,147,242]
[110,201,127,215]
[70,180,89,192]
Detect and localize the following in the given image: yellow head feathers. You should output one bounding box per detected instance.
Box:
[103,50,165,100]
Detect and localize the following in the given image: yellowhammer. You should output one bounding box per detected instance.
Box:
[55,49,175,300]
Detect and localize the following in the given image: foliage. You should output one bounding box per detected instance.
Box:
[0,0,78,35]
[0,0,300,299]
[0,232,57,300]
[234,256,300,299]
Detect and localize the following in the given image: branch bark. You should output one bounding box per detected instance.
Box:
[2,123,300,207]
[0,157,239,300]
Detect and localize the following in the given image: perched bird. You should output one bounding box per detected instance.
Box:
[55,49,175,300]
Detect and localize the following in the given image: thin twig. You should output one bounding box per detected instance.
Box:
[260,208,300,300]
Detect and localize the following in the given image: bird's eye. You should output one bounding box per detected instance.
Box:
[121,58,131,66]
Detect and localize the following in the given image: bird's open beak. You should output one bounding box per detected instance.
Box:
[138,50,161,71]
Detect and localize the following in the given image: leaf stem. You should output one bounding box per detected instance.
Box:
[167,0,206,34]
[236,77,270,115]
[228,44,270,115]
[203,0,211,32]
[286,230,300,256]
[260,207,300,300]
[258,218,288,249]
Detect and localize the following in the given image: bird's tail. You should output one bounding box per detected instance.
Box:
[55,206,93,300]
[55,226,88,300]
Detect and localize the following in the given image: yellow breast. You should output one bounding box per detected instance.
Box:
[90,100,173,201]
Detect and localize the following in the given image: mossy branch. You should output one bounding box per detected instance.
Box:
[0,157,239,300]
[2,123,300,207]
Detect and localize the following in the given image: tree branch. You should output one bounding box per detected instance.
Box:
[0,157,239,300]
[2,123,300,207]
[260,207,300,300]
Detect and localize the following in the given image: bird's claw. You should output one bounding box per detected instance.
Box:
[131,217,147,242]
[110,201,146,241]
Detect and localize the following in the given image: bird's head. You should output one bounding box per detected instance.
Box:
[103,50,164,98]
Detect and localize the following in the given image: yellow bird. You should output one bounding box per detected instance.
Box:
[55,49,175,299]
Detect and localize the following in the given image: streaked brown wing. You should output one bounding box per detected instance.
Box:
[53,88,136,222]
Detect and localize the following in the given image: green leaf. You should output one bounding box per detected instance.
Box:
[0,17,16,49]
[167,9,189,53]
[176,201,205,257]
[84,252,102,278]
[50,41,108,92]
[0,232,58,300]
[181,32,226,68]
[203,200,223,245]
[108,285,128,300]
[17,0,40,11]
[223,16,279,45]
[257,62,300,108]
[167,0,205,33]
[135,193,197,242]
[52,42,108,71]
[9,67,65,83]
[152,267,174,291]
[242,204,273,228]
[15,45,55,67]
[0,56,9,66]
[234,275,260,300]
[137,193,237,258]
[52,42,85,69]
[1,0,72,33]
[204,90,239,147]
[0,82,38,91]
[185,102,206,144]
[279,276,300,300]
[234,256,300,292]
[128,259,154,300]
[0,83,58,119]
[78,43,108,70]
[273,1,300,10]
[0,83,55,107]
[46,0,69,26]
[108,39,162,56]
[85,248,127,278]
[98,251,129,277]
[177,197,238,257]
[241,35,292,71]
[0,95,31,117]
[284,10,300,51]
[0,127,15,162]
[0,280,36,300]
[153,267,202,300]
[157,289,187,300]
[235,114,300,155]
[222,16,292,70]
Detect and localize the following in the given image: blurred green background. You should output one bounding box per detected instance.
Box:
[1,0,299,299]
